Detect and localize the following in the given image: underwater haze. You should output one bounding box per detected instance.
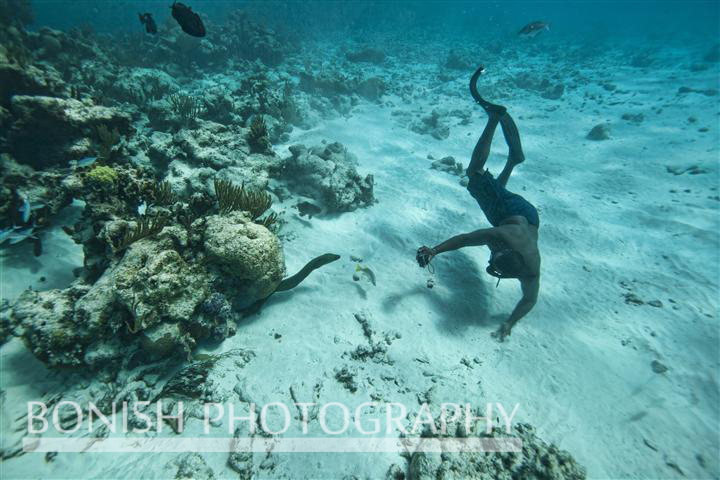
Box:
[29,1,720,41]
[0,0,718,479]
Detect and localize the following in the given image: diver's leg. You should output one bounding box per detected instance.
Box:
[499,113,525,165]
[497,156,516,188]
[466,113,502,176]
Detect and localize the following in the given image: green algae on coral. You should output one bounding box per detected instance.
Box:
[86,164,118,185]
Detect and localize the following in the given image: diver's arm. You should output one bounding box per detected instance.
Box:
[494,276,539,341]
[432,228,498,254]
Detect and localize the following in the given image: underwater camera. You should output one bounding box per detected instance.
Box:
[416,246,433,268]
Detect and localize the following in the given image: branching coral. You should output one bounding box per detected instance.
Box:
[213,178,272,220]
[153,180,175,206]
[114,215,167,253]
[258,211,279,231]
[95,124,121,162]
[169,93,203,125]
[246,116,271,153]
[279,81,301,125]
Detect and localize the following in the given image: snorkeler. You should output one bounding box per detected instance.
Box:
[417,65,540,342]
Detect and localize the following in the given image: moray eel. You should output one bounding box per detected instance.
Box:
[276,253,341,291]
[246,253,341,314]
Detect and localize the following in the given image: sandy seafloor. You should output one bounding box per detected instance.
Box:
[1,42,719,479]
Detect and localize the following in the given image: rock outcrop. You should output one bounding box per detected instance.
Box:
[279,142,375,213]
[5,96,132,168]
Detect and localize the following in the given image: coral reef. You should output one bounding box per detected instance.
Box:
[246,115,272,153]
[154,121,282,195]
[213,178,272,219]
[411,110,450,140]
[86,165,118,185]
[203,211,284,309]
[221,10,287,67]
[357,77,386,102]
[169,453,216,480]
[11,200,285,368]
[0,46,65,107]
[587,123,611,140]
[0,155,73,229]
[113,215,167,252]
[408,423,587,479]
[513,73,565,100]
[169,93,204,126]
[278,142,375,213]
[5,103,286,368]
[429,154,467,186]
[4,96,131,167]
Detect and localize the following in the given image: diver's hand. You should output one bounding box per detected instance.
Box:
[416,246,435,268]
[491,323,513,342]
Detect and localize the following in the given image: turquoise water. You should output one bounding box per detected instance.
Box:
[1,1,719,479]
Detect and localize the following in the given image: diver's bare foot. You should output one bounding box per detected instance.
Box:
[508,155,525,166]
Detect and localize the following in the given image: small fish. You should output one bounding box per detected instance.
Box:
[4,227,36,245]
[69,156,97,169]
[353,264,376,286]
[19,196,31,223]
[137,200,147,216]
[138,13,157,34]
[0,226,19,244]
[18,197,44,224]
[518,21,550,37]
[170,1,206,37]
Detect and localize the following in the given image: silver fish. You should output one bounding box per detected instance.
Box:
[137,201,148,216]
[69,156,97,168]
[18,197,44,223]
[0,226,19,244]
[20,197,31,223]
[5,227,36,245]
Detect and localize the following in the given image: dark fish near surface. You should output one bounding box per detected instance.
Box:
[518,21,550,37]
[170,1,205,37]
[138,13,157,34]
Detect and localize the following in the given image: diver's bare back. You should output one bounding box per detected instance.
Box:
[490,218,540,279]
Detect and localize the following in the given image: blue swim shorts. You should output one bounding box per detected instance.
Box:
[466,171,539,228]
